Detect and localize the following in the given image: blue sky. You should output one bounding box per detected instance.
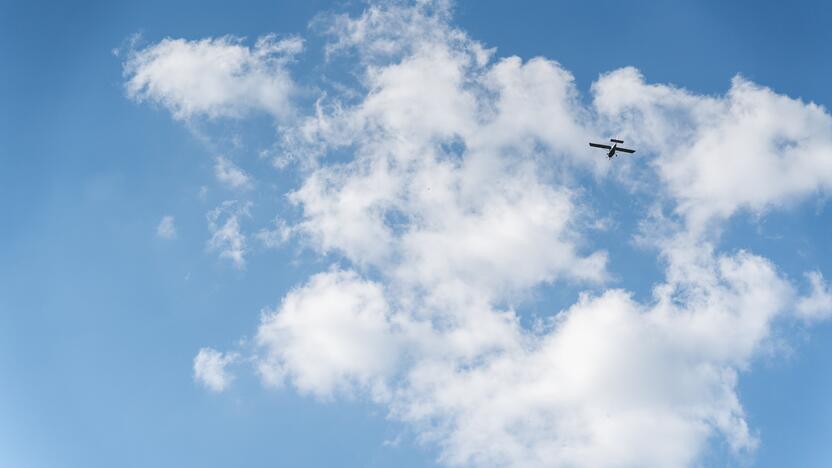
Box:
[2,1,832,467]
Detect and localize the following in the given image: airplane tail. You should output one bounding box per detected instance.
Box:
[610,138,624,144]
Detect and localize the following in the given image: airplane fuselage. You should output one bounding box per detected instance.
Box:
[607,144,618,158]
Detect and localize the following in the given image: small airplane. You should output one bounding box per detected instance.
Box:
[589,139,636,159]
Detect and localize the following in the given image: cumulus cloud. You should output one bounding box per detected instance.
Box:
[286,5,606,293]
[214,156,252,190]
[207,201,251,268]
[194,347,237,392]
[393,249,787,467]
[128,2,832,466]
[248,5,805,465]
[256,269,399,398]
[593,67,832,232]
[248,246,793,467]
[124,34,302,120]
[156,215,176,239]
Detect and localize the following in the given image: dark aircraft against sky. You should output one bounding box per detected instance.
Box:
[589,139,636,159]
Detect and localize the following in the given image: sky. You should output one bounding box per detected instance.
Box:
[2,1,832,467]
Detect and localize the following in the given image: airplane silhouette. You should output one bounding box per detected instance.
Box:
[589,139,636,159]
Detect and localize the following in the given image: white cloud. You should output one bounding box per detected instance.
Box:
[268,5,832,464]
[317,0,460,62]
[193,347,237,392]
[256,269,399,398]
[156,215,176,239]
[393,250,782,467]
[207,201,251,268]
[255,217,293,248]
[250,245,792,467]
[246,5,803,466]
[214,156,252,190]
[797,271,832,321]
[286,4,606,292]
[124,34,301,120]
[593,67,832,232]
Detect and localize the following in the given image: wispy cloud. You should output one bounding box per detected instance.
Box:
[156,215,176,239]
[193,347,238,392]
[214,156,252,190]
[255,217,293,248]
[206,201,251,269]
[797,271,832,321]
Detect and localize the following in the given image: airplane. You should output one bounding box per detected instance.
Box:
[589,139,636,159]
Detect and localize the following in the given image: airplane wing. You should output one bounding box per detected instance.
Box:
[616,147,636,154]
[589,143,612,149]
